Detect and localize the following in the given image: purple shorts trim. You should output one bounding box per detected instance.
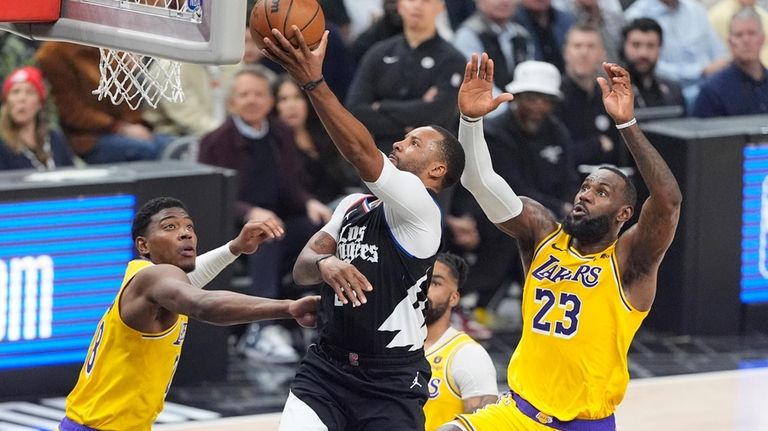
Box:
[59,417,100,431]
[512,392,616,431]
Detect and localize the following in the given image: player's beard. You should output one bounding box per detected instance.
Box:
[562,213,612,244]
[425,298,450,326]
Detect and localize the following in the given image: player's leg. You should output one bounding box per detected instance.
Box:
[280,345,349,431]
[446,393,555,431]
[349,360,431,431]
[279,391,340,431]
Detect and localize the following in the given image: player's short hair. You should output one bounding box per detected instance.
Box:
[132,197,188,240]
[436,252,469,291]
[598,166,637,208]
[428,125,465,189]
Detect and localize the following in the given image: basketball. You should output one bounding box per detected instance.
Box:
[249,0,326,50]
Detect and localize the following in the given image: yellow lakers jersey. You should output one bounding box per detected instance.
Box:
[508,226,647,420]
[65,260,189,431]
[424,330,476,431]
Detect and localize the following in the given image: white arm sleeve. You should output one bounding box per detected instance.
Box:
[320,193,369,241]
[450,342,499,399]
[364,153,442,259]
[458,117,524,223]
[187,242,238,289]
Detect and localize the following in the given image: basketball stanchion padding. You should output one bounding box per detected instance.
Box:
[0,0,61,22]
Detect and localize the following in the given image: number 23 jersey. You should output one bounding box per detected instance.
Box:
[508,226,647,421]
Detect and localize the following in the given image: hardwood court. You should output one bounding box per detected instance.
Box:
[156,368,768,431]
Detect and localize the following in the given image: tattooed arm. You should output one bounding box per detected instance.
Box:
[292,194,374,307]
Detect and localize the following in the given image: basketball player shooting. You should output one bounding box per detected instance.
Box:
[435,53,681,430]
[261,27,466,431]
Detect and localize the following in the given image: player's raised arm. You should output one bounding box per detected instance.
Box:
[457,53,558,252]
[262,27,383,182]
[599,62,682,310]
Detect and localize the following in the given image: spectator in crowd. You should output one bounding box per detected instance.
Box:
[692,7,768,117]
[346,0,466,153]
[343,0,386,42]
[568,0,626,62]
[35,42,172,164]
[0,66,74,170]
[272,74,360,206]
[490,60,578,219]
[142,62,238,137]
[513,0,577,72]
[620,18,686,112]
[423,252,498,431]
[625,0,729,105]
[452,0,534,117]
[198,65,332,363]
[708,0,768,67]
[349,0,403,64]
[557,23,623,168]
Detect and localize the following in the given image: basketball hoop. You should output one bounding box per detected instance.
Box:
[89,0,205,109]
[93,49,183,110]
[1,0,245,109]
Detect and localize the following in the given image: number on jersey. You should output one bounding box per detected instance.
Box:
[531,288,582,338]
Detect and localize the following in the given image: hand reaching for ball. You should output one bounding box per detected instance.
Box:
[249,0,325,49]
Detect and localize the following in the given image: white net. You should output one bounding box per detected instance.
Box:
[93,49,183,110]
[89,0,203,109]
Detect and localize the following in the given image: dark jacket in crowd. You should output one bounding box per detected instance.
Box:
[199,116,311,222]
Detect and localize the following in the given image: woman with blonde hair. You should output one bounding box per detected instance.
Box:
[0,66,73,170]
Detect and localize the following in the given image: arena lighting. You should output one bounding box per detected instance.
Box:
[0,194,135,370]
[741,145,768,303]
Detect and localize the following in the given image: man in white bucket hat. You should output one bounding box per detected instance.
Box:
[489,60,578,219]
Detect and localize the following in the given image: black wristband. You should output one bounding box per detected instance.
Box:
[460,114,481,123]
[300,76,325,92]
[315,254,334,269]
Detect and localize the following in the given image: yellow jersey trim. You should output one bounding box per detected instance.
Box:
[456,414,477,431]
[444,338,473,398]
[425,332,465,357]
[531,226,563,261]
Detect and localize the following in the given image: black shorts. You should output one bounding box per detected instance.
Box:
[286,343,431,431]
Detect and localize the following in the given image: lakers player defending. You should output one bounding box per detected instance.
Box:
[58,197,320,431]
[423,252,498,431]
[437,54,681,431]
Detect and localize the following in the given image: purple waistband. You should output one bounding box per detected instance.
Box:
[512,392,616,431]
[59,417,100,431]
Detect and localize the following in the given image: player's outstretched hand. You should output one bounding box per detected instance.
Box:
[229,218,285,256]
[597,62,635,125]
[289,295,321,328]
[261,26,329,90]
[458,53,514,119]
[317,256,373,307]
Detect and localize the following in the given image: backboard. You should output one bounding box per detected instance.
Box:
[0,0,246,64]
